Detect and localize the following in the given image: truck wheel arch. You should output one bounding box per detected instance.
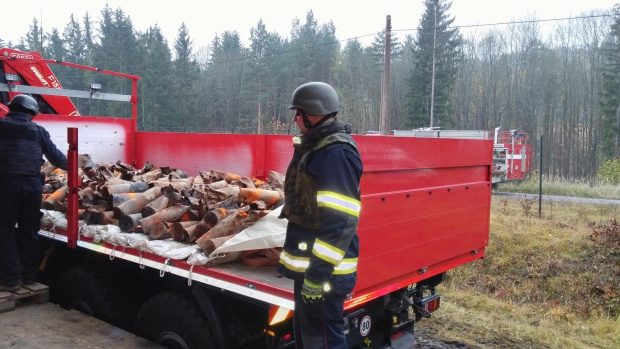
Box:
[135,292,214,349]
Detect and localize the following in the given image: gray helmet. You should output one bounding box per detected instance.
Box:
[289,82,339,116]
[8,94,40,116]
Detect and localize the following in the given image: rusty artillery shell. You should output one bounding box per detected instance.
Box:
[139,205,190,239]
[141,195,169,218]
[151,179,191,191]
[84,210,115,225]
[238,188,283,206]
[42,183,54,194]
[111,192,139,206]
[197,234,236,255]
[112,186,162,218]
[196,208,248,245]
[202,208,230,229]
[105,177,132,185]
[78,187,96,201]
[171,221,200,242]
[119,213,143,232]
[185,221,212,242]
[42,185,67,210]
[104,182,150,196]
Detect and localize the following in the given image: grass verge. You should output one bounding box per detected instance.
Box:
[497,179,620,200]
[416,198,620,349]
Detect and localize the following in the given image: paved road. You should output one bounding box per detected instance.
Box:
[494,191,620,206]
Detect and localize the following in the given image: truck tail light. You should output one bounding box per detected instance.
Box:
[413,294,440,319]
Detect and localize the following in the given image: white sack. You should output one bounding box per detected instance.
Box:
[209,206,287,258]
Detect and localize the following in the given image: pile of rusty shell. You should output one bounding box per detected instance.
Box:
[238,188,283,206]
[113,186,162,218]
[119,212,143,232]
[102,181,150,196]
[141,195,169,218]
[42,185,67,210]
[170,220,201,242]
[139,205,190,239]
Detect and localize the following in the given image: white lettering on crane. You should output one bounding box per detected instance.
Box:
[9,53,34,59]
[48,75,61,89]
[29,66,49,87]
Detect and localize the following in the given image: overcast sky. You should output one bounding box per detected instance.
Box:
[1,0,617,49]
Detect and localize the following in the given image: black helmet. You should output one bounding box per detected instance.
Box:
[8,94,40,116]
[289,82,339,116]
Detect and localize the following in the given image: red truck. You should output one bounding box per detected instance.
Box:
[391,128,532,187]
[1,48,493,349]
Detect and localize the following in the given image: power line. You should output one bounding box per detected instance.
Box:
[210,13,616,65]
[394,13,616,33]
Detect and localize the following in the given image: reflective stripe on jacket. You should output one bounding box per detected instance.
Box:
[278,121,363,283]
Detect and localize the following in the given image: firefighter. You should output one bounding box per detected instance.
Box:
[278,82,363,348]
[0,94,67,292]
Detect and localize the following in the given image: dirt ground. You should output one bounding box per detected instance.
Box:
[0,302,159,349]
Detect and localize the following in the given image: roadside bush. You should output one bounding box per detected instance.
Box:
[598,158,620,185]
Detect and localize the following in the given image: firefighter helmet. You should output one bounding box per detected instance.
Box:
[289,82,339,116]
[8,94,40,116]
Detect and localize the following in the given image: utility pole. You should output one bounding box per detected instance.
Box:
[429,4,437,128]
[379,15,392,134]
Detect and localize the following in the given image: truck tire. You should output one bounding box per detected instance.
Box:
[135,292,214,349]
[52,267,113,320]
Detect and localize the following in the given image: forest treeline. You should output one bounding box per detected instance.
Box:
[1,1,619,182]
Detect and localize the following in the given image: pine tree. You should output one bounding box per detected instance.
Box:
[25,18,45,52]
[138,25,174,131]
[600,4,620,159]
[247,20,287,133]
[63,14,85,64]
[406,0,462,129]
[172,23,200,132]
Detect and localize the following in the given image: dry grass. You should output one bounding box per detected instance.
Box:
[416,198,620,349]
[498,179,620,200]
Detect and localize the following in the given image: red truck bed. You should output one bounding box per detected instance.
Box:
[36,114,493,310]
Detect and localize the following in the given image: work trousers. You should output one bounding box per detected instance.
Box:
[0,176,43,287]
[293,275,356,349]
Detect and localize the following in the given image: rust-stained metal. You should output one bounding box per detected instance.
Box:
[139,205,190,239]
[141,195,169,218]
[119,212,143,232]
[41,159,287,271]
[112,186,162,218]
[111,192,139,206]
[238,188,283,206]
[195,208,249,248]
[103,182,150,196]
[42,185,67,210]
[199,234,236,255]
[171,220,200,242]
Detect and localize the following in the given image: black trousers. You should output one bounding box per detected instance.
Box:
[0,176,43,286]
[293,275,356,349]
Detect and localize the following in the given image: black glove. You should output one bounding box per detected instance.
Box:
[301,278,331,304]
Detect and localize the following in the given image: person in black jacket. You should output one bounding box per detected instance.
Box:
[278,82,363,349]
[0,94,67,292]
